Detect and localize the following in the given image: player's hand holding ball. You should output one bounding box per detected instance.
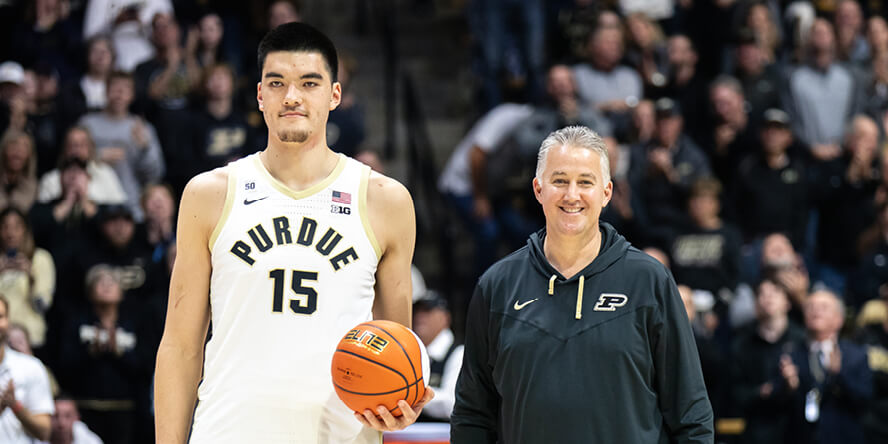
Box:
[331,320,436,431]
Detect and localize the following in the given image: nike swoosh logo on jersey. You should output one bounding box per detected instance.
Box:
[513,298,539,310]
[244,196,269,205]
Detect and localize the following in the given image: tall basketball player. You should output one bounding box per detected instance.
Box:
[154,22,432,444]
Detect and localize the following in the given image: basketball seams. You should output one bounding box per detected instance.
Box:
[332,378,425,397]
[359,322,421,406]
[334,348,410,389]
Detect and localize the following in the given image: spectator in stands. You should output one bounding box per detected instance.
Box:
[412,291,462,421]
[30,157,99,289]
[7,323,59,397]
[834,0,869,64]
[0,294,53,443]
[732,29,782,127]
[82,205,151,299]
[0,207,55,349]
[700,76,757,190]
[510,64,613,154]
[628,97,711,243]
[189,64,250,178]
[437,100,534,276]
[79,71,165,222]
[133,12,199,192]
[190,12,232,73]
[50,394,104,444]
[810,114,880,297]
[733,109,809,250]
[0,61,27,135]
[82,0,173,72]
[740,2,781,64]
[573,25,642,131]
[136,183,175,267]
[785,18,861,162]
[623,13,668,97]
[626,98,655,146]
[37,126,127,206]
[56,265,150,444]
[58,35,115,131]
[731,276,806,444]
[732,231,812,329]
[779,290,872,444]
[29,63,65,177]
[327,53,366,157]
[670,177,742,300]
[11,0,81,82]
[654,35,707,138]
[0,129,38,212]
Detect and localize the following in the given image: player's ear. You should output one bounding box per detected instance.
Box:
[256,81,264,111]
[533,177,543,203]
[602,180,613,208]
[329,81,342,111]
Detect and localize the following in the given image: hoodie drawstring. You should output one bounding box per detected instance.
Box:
[548,275,556,295]
[575,276,585,320]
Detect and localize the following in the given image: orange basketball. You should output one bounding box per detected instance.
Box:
[331,320,429,416]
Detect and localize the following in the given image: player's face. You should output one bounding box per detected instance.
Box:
[257,51,341,146]
[534,144,612,238]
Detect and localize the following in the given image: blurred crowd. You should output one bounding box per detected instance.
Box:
[0,0,886,443]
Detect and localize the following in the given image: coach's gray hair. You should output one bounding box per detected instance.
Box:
[535,126,611,183]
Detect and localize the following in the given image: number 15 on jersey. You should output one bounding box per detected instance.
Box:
[269,269,318,315]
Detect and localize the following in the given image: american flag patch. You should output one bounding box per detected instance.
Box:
[332,190,351,204]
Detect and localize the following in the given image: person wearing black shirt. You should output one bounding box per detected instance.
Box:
[731,277,807,444]
[732,109,809,249]
[452,126,712,443]
[670,177,742,299]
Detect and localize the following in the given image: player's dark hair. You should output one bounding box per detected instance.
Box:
[257,22,338,82]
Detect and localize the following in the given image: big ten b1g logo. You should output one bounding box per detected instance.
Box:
[344,328,389,354]
[331,204,351,215]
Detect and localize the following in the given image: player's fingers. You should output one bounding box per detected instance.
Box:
[395,400,417,420]
[353,412,372,428]
[375,405,400,430]
[360,409,386,430]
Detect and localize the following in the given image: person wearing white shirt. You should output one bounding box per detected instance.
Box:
[412,292,464,421]
[0,295,54,443]
[46,396,104,444]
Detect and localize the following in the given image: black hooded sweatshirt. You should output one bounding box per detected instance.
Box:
[452,223,713,443]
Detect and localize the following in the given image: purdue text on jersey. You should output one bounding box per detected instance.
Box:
[229,216,359,271]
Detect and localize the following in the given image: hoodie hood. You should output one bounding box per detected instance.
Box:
[527,222,631,319]
[527,222,629,281]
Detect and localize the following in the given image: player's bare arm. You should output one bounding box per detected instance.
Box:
[366,172,416,327]
[358,170,435,431]
[155,168,228,443]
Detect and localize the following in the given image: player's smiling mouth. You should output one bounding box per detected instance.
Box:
[560,206,583,213]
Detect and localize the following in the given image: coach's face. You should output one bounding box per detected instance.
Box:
[533,144,612,238]
[257,51,341,145]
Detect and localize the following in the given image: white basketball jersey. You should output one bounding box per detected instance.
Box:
[190,153,382,444]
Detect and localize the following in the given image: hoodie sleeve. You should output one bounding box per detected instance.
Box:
[652,271,714,443]
[451,284,500,444]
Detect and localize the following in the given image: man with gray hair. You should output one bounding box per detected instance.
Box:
[779,289,872,444]
[452,126,713,443]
